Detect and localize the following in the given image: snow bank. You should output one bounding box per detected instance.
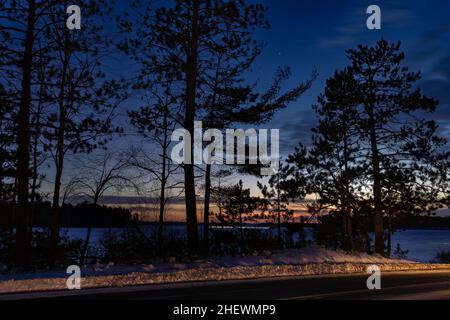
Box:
[0,246,449,294]
[206,246,414,266]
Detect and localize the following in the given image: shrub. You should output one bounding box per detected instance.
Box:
[0,229,84,270]
[393,243,409,260]
[100,228,156,263]
[209,227,291,256]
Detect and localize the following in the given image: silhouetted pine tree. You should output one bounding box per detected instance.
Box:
[0,0,59,266]
[119,0,314,254]
[289,68,367,250]
[0,83,16,202]
[344,39,449,254]
[220,180,258,243]
[127,78,182,256]
[289,39,449,255]
[199,65,315,251]
[39,1,126,257]
[257,161,302,244]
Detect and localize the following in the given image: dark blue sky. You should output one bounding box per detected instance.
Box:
[247,0,450,155]
[46,0,450,196]
[107,0,450,156]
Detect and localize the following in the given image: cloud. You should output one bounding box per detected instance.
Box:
[268,107,317,157]
[382,8,416,27]
[410,24,450,132]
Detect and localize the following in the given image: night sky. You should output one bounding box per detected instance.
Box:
[254,0,450,155]
[45,0,450,197]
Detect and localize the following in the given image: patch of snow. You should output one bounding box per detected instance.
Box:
[0,245,448,294]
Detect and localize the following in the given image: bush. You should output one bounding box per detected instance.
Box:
[209,227,288,256]
[161,235,187,260]
[315,212,372,253]
[393,243,409,260]
[100,228,156,263]
[0,229,84,270]
[98,227,188,263]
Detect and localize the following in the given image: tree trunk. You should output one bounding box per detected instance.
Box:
[203,164,211,252]
[30,128,39,203]
[239,211,244,244]
[386,231,391,257]
[158,158,166,256]
[50,160,63,259]
[158,99,170,256]
[15,0,36,267]
[368,106,384,255]
[30,106,41,231]
[342,214,352,250]
[184,165,198,254]
[365,233,372,254]
[342,133,352,250]
[183,0,200,255]
[80,197,98,266]
[0,165,3,201]
[80,222,92,266]
[370,122,384,254]
[386,215,392,257]
[30,49,45,204]
[277,186,281,244]
[51,132,65,257]
[50,36,70,260]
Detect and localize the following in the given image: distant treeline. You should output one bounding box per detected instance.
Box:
[397,215,450,229]
[0,202,137,228]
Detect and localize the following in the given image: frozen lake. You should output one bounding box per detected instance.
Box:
[61,226,450,263]
[392,229,450,262]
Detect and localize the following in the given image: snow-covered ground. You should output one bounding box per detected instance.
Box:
[1,245,449,294]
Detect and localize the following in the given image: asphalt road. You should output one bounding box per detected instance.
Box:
[2,270,450,300]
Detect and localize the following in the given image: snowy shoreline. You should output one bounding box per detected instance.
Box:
[1,246,449,294]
